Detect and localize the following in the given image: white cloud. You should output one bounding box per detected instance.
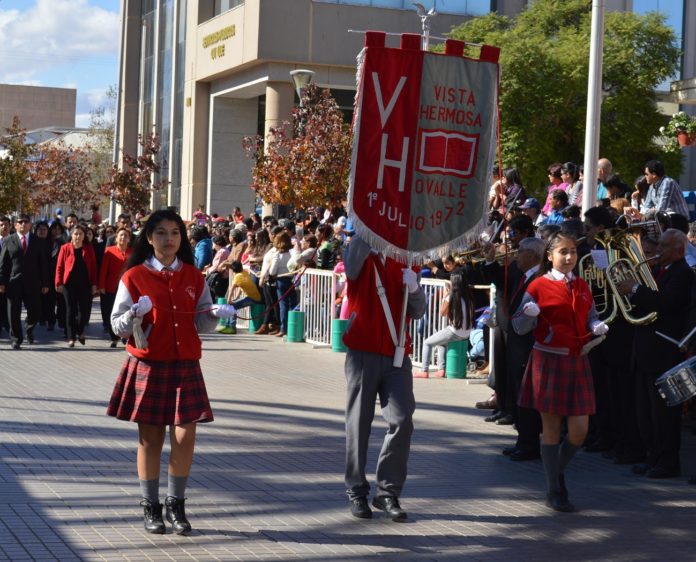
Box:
[75,112,92,128]
[0,0,119,83]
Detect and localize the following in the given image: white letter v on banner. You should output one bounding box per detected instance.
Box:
[372,72,407,127]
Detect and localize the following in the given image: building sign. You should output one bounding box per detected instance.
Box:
[348,31,500,263]
[202,25,235,60]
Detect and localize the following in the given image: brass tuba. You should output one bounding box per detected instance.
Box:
[604,229,658,325]
[578,239,618,324]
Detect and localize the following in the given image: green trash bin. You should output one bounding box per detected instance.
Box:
[445,339,468,379]
[332,319,349,352]
[287,310,305,343]
[248,303,266,333]
[216,297,226,328]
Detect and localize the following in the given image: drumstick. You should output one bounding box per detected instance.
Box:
[678,326,696,349]
[656,331,681,346]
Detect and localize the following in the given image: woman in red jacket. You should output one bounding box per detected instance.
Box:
[55,224,98,347]
[99,227,132,347]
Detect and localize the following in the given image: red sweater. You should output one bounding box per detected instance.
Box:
[527,275,593,356]
[99,246,132,293]
[343,254,415,357]
[121,262,206,361]
[55,243,97,287]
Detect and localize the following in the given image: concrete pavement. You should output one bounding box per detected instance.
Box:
[1,320,696,561]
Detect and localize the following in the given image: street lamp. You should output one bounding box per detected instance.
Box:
[290,69,315,106]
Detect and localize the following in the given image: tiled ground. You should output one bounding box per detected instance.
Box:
[1,319,696,561]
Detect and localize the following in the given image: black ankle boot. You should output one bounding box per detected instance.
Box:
[140,499,165,534]
[165,496,192,535]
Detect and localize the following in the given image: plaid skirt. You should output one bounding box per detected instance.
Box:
[518,348,595,416]
[107,356,214,426]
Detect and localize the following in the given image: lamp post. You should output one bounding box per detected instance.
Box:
[290,69,315,106]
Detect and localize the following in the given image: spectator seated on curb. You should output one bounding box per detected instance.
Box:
[224,261,262,335]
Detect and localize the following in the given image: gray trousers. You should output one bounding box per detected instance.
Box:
[344,348,415,500]
[421,327,464,372]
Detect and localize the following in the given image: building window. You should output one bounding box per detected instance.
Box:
[214,0,245,16]
[313,0,490,16]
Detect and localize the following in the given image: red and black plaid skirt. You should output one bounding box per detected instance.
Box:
[107,356,214,426]
[518,348,595,416]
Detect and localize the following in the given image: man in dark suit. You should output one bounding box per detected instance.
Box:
[0,215,11,335]
[483,237,544,460]
[0,215,50,349]
[617,229,694,478]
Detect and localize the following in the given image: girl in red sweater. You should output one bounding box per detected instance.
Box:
[512,232,608,512]
[107,210,235,535]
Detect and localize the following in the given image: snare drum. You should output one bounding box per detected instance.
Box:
[655,357,696,406]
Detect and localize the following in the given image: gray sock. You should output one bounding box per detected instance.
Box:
[540,444,561,494]
[167,474,189,499]
[139,479,159,503]
[558,440,580,474]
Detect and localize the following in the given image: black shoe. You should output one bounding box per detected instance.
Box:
[475,398,498,410]
[349,497,372,519]
[646,466,680,479]
[78,336,86,345]
[484,411,504,423]
[140,499,165,534]
[11,343,21,350]
[110,340,118,348]
[502,446,518,456]
[27,335,34,344]
[632,463,652,475]
[165,496,192,535]
[495,414,514,425]
[545,491,574,513]
[372,496,407,522]
[510,449,541,462]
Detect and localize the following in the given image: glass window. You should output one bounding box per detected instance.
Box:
[312,0,491,15]
[214,0,245,16]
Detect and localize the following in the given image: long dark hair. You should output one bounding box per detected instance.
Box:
[448,273,475,331]
[125,210,194,270]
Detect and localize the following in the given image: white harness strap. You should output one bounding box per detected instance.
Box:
[373,262,399,347]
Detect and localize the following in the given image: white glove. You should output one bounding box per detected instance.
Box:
[402,268,419,293]
[591,320,609,336]
[522,302,540,317]
[211,304,237,319]
[131,295,153,317]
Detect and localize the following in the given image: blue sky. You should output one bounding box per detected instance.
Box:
[0,0,120,127]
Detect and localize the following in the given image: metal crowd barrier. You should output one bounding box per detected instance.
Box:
[298,268,337,347]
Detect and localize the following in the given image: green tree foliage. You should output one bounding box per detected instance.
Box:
[243,83,352,208]
[0,117,35,214]
[87,84,117,190]
[448,0,681,195]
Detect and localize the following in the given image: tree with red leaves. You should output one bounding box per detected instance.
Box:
[31,141,100,213]
[102,133,161,214]
[243,83,351,209]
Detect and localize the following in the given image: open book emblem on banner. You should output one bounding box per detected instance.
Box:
[416,129,479,178]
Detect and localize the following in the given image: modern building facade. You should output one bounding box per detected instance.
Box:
[0,84,76,131]
[116,0,696,218]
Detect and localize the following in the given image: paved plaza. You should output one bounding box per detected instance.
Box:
[2,319,696,561]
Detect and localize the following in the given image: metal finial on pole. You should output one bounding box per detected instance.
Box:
[413,3,437,51]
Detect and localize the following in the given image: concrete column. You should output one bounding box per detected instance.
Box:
[262,81,295,217]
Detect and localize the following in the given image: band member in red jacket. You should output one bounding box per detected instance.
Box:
[513,232,608,512]
[107,210,235,535]
[342,235,426,522]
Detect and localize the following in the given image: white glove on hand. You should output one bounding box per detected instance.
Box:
[402,268,419,293]
[212,304,237,319]
[591,320,609,336]
[522,302,540,317]
[131,295,153,317]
